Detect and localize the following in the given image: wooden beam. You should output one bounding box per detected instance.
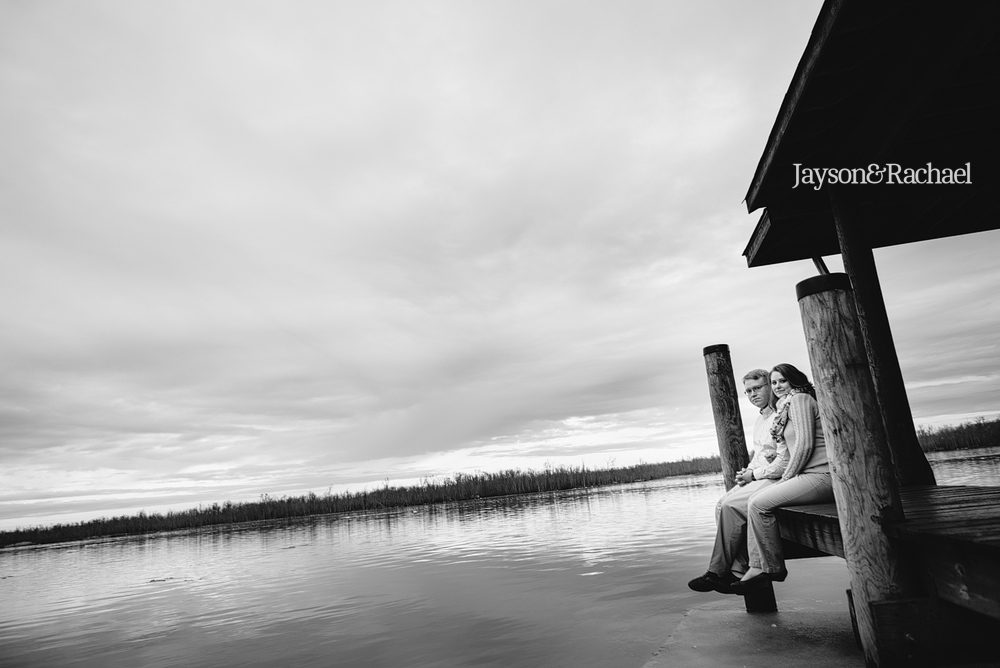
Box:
[829,192,936,487]
[869,597,1000,666]
[741,210,773,267]
[909,541,1000,621]
[776,503,843,558]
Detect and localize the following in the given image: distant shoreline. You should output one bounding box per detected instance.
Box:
[917,417,1000,453]
[4,417,997,549]
[1,458,723,549]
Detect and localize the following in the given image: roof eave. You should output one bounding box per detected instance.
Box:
[744,0,844,214]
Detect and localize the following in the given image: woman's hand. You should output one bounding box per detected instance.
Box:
[735,468,754,486]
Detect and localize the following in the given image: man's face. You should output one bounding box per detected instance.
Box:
[743,377,771,410]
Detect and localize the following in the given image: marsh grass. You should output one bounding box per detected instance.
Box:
[0,457,722,548]
[917,416,1000,453]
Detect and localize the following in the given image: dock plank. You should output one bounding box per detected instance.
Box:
[774,484,1000,621]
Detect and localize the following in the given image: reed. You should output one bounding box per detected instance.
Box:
[917,416,1000,453]
[0,457,722,548]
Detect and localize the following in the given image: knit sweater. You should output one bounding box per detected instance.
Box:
[778,392,829,481]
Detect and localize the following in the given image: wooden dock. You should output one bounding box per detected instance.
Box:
[702,1,1000,665]
[778,486,1000,622]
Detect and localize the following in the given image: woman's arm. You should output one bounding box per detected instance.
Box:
[780,393,819,481]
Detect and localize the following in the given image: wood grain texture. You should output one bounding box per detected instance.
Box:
[831,193,937,487]
[798,276,920,666]
[776,505,844,558]
[773,483,1000,659]
[703,345,748,492]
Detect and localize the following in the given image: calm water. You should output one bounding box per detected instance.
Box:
[2,448,999,668]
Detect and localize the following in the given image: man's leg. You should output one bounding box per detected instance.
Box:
[708,479,774,576]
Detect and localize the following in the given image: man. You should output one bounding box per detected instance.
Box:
[687,368,789,594]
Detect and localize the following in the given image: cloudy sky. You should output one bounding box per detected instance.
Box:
[2,1,998,531]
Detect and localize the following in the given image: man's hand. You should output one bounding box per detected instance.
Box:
[734,468,754,486]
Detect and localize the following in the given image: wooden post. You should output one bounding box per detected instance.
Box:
[797,274,923,666]
[703,344,776,613]
[702,344,749,491]
[829,193,936,487]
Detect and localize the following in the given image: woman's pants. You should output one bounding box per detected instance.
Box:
[747,473,833,573]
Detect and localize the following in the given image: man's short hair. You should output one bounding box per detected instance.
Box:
[742,368,770,383]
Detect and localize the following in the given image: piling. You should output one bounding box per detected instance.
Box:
[796,273,922,666]
[702,345,749,491]
[702,344,776,613]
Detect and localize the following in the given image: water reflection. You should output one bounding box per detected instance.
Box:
[926,446,1000,485]
[2,450,998,667]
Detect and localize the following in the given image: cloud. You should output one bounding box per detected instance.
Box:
[2,0,998,530]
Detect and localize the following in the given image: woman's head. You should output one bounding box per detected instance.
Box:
[770,363,816,399]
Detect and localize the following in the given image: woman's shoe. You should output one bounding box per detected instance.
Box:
[731,568,788,593]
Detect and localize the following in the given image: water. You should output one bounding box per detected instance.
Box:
[2,448,998,668]
[924,446,1000,485]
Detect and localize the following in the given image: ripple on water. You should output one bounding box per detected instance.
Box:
[3,454,996,667]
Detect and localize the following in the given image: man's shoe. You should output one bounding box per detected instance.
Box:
[714,574,742,595]
[687,571,738,593]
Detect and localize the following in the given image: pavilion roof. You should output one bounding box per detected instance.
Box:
[744,0,1000,267]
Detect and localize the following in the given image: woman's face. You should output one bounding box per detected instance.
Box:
[771,371,791,398]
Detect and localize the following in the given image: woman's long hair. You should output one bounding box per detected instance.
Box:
[771,363,816,399]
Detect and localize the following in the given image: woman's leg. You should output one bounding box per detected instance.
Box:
[745,474,833,575]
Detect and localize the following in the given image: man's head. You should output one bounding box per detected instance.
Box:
[742,368,773,411]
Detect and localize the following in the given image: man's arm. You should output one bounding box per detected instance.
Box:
[755,442,789,479]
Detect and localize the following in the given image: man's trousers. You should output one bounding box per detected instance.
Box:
[708,478,776,576]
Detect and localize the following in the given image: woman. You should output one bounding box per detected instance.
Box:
[732,363,834,592]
